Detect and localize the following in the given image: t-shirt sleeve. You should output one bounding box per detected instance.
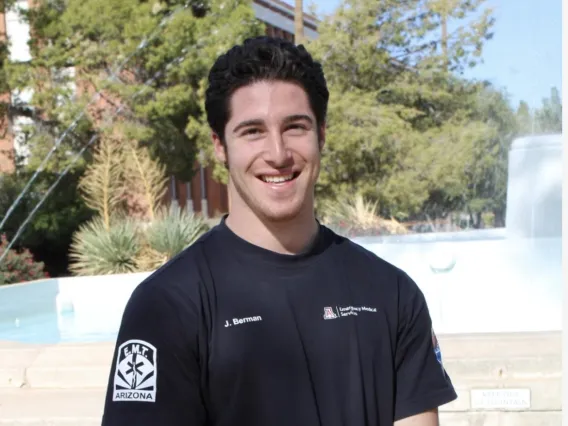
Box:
[393,272,457,421]
[101,278,207,425]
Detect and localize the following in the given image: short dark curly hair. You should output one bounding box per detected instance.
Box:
[205,36,329,143]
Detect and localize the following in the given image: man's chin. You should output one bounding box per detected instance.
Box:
[256,202,305,223]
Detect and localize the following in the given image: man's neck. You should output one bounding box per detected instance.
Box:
[225,204,319,256]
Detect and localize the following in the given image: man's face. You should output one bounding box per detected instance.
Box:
[213,80,324,222]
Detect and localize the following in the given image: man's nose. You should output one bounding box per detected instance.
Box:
[263,132,292,167]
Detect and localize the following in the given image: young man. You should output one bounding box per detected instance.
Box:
[101,36,457,425]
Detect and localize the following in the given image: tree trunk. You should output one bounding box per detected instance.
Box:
[295,0,304,44]
[441,0,448,71]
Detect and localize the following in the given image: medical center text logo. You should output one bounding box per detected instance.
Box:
[323,305,377,320]
[112,339,157,402]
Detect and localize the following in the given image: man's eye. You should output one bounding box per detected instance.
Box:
[243,128,261,136]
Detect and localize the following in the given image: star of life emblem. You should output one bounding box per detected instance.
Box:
[112,339,157,402]
[323,307,338,320]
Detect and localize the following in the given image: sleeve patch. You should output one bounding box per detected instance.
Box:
[112,339,157,402]
[432,329,443,367]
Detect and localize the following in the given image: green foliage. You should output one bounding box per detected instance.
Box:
[69,122,176,275]
[0,171,94,276]
[307,0,494,93]
[77,132,125,229]
[0,234,48,285]
[515,101,533,136]
[144,205,209,259]
[9,0,265,181]
[305,0,521,227]
[68,215,142,276]
[1,0,560,254]
[317,88,429,218]
[68,207,210,276]
[515,88,562,137]
[0,0,22,130]
[1,1,263,278]
[534,87,562,134]
[318,193,407,238]
[77,123,169,221]
[122,135,169,220]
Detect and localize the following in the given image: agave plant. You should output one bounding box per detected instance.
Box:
[319,193,407,237]
[69,215,142,276]
[140,205,210,267]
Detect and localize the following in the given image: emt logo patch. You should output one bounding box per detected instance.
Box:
[112,339,157,402]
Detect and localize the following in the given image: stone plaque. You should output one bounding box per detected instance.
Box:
[470,388,531,410]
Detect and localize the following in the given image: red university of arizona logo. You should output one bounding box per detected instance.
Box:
[323,307,337,320]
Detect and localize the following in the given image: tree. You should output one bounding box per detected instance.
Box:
[455,84,518,228]
[306,0,505,226]
[0,170,94,276]
[306,0,494,93]
[514,88,562,139]
[0,234,49,285]
[68,123,209,276]
[1,0,264,274]
[8,0,265,180]
[534,87,562,134]
[515,100,533,136]
[0,0,20,137]
[315,87,431,219]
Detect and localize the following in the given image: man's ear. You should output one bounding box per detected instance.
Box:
[212,132,227,164]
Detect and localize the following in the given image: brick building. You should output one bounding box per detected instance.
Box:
[0,0,33,174]
[0,0,319,218]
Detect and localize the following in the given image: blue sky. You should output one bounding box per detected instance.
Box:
[284,0,562,110]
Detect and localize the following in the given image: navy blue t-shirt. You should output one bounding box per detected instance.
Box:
[101,218,457,425]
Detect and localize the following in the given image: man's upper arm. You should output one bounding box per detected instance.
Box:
[394,408,439,426]
[393,272,457,422]
[101,277,206,425]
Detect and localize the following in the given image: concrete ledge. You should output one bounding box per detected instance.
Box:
[440,410,562,426]
[0,332,561,426]
[0,388,104,423]
[0,388,561,426]
[0,343,45,388]
[0,331,562,426]
[442,355,561,379]
[26,366,112,389]
[437,331,561,358]
[23,343,115,388]
[0,342,114,389]
[27,343,115,367]
[0,420,101,426]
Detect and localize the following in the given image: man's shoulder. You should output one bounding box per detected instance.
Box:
[327,227,407,279]
[326,229,424,311]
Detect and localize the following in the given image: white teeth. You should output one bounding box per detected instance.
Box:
[261,174,294,183]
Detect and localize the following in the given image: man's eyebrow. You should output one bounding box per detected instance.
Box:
[232,119,264,134]
[283,114,313,124]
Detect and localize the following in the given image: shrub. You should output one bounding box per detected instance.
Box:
[319,194,408,238]
[137,205,209,271]
[68,216,142,276]
[0,234,49,285]
[68,206,210,275]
